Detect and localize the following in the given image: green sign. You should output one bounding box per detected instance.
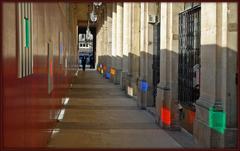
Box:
[25,18,30,48]
[209,107,226,134]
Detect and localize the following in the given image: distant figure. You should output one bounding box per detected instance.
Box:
[79,56,81,69]
[82,57,86,71]
[90,56,94,69]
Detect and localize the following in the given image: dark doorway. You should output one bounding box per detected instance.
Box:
[152,22,161,107]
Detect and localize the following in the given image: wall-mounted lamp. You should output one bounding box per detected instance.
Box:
[90,11,97,22]
[90,2,102,22]
[93,2,102,8]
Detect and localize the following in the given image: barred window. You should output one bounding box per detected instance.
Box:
[17,3,33,78]
[178,5,201,109]
[184,3,201,10]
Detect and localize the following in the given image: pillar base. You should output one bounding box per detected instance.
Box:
[224,128,237,148]
[156,85,181,131]
[126,73,139,97]
[136,78,147,109]
[193,97,224,148]
[126,74,133,97]
[113,69,122,85]
[120,71,128,90]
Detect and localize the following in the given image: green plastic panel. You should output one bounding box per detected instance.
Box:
[209,107,226,134]
[25,18,30,48]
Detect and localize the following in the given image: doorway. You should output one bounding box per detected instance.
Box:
[78,26,96,69]
[152,22,161,107]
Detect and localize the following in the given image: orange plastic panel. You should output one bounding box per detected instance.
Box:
[161,107,171,126]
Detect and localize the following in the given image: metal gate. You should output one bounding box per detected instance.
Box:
[152,22,160,106]
[178,6,201,109]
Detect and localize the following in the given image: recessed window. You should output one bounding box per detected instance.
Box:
[48,41,54,94]
[25,17,30,48]
[59,32,63,64]
[17,3,33,78]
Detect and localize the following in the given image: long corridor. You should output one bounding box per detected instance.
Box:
[48,70,182,148]
[1,2,238,149]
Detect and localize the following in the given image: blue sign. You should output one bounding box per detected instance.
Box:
[140,80,148,92]
[106,72,111,79]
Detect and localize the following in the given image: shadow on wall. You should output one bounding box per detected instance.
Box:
[98,51,156,108]
[98,45,237,148]
[193,45,237,148]
[156,45,237,147]
[2,3,76,148]
[98,53,140,93]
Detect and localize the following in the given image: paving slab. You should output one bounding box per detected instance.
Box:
[48,70,182,148]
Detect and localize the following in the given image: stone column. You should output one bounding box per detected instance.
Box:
[114,2,123,84]
[95,25,99,67]
[121,2,131,90]
[103,8,107,66]
[107,4,112,68]
[168,3,184,131]
[127,3,140,98]
[156,3,169,127]
[137,2,148,109]
[100,16,104,65]
[156,3,183,130]
[111,3,117,82]
[99,11,104,65]
[194,3,222,147]
[145,3,156,108]
[223,3,237,148]
[96,19,102,65]
[194,3,238,148]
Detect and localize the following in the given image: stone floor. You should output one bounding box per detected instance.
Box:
[48,70,183,148]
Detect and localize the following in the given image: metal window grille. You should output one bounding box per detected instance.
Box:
[178,5,201,109]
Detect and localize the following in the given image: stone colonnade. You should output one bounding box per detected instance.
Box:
[96,2,237,148]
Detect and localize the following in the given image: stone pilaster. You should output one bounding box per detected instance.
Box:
[127,3,140,97]
[114,2,123,85]
[193,3,237,148]
[137,2,148,109]
[96,17,103,65]
[111,3,117,82]
[103,7,107,66]
[223,3,237,148]
[121,3,131,90]
[156,3,170,128]
[156,3,183,130]
[106,4,112,68]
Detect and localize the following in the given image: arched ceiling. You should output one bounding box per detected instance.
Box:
[72,3,98,27]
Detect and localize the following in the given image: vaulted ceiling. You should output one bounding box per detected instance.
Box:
[72,3,97,27]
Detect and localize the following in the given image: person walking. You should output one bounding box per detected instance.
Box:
[90,56,94,69]
[82,56,86,71]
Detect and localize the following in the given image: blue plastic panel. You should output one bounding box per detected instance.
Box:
[140,80,148,92]
[106,72,111,79]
